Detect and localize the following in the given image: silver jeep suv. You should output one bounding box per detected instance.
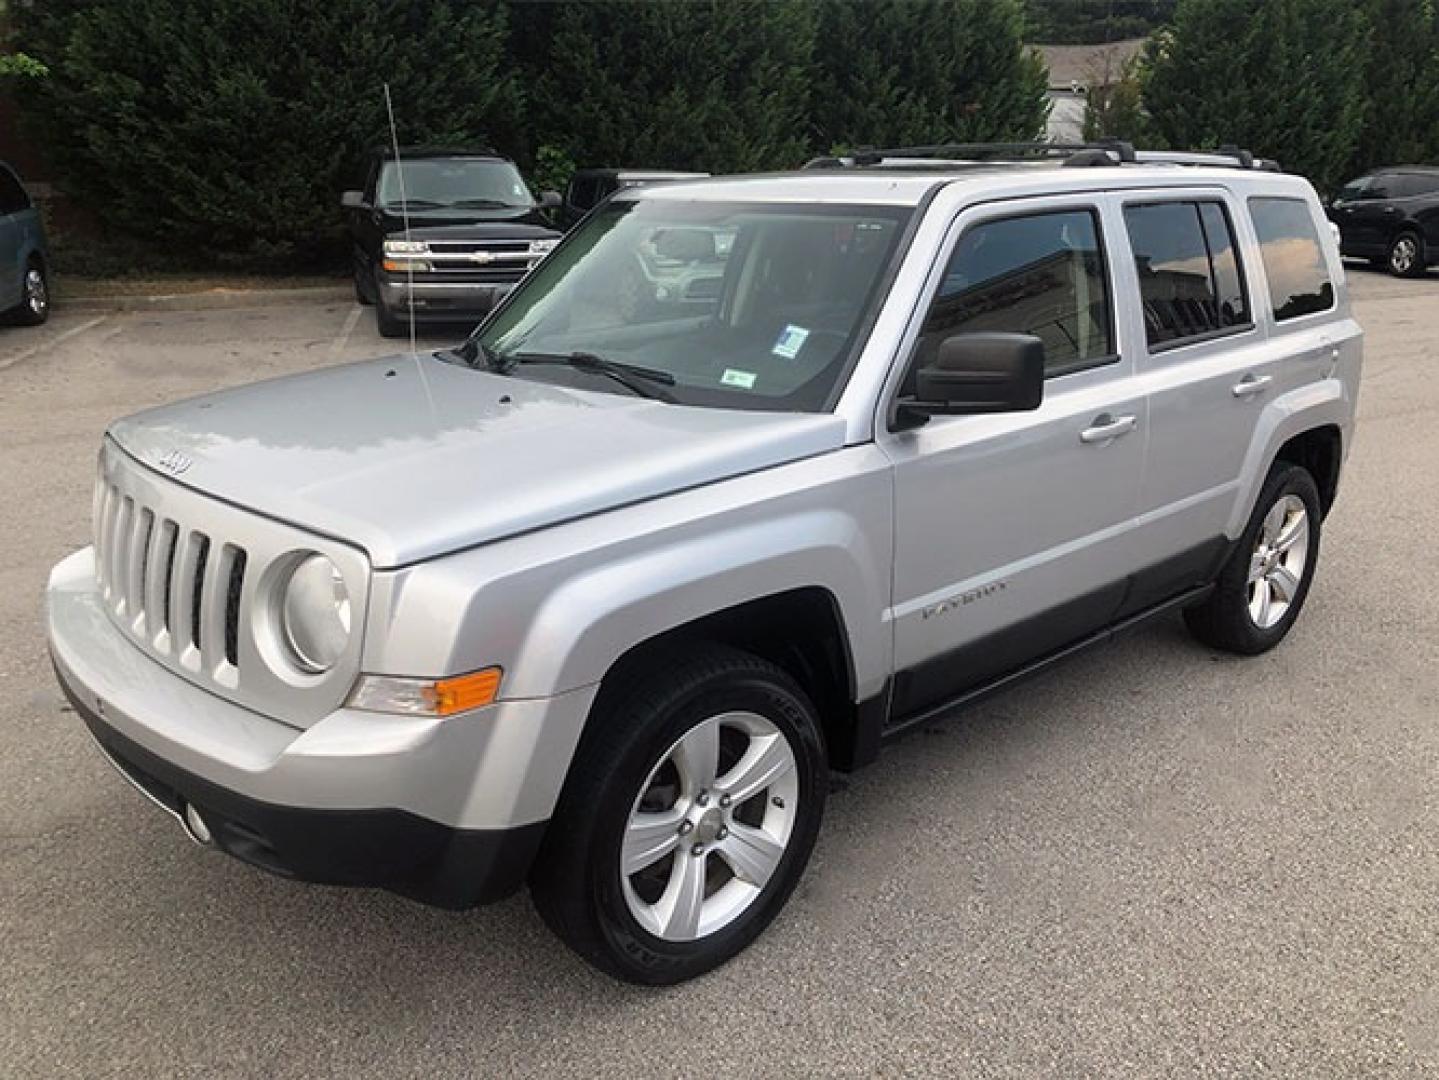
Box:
[47,142,1362,984]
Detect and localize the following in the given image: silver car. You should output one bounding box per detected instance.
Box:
[47,143,1362,984]
[0,160,50,326]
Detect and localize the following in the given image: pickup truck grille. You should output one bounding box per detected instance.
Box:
[94,479,248,685]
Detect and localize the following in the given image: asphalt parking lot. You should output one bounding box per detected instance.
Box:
[2,267,1437,1077]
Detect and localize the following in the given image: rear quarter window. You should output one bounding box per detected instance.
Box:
[1247,197,1334,323]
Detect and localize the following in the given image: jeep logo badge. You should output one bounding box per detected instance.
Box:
[157,449,193,476]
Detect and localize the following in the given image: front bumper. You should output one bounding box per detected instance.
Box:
[378,274,517,320]
[47,548,598,907]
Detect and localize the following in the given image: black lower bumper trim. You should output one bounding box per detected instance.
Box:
[63,675,545,909]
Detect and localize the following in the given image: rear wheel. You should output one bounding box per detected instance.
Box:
[530,645,826,984]
[9,258,49,325]
[1184,464,1321,654]
[1387,231,1424,278]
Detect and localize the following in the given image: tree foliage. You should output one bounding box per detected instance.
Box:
[813,0,1048,150]
[1142,0,1370,192]
[17,0,523,262]
[1350,0,1439,170]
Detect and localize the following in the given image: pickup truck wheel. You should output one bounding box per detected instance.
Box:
[374,279,408,339]
[530,645,826,984]
[1184,464,1321,654]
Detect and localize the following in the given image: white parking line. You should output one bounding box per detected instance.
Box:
[0,314,109,373]
[327,303,363,361]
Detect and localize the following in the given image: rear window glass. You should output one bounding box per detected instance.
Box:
[1248,197,1334,322]
[1123,200,1250,348]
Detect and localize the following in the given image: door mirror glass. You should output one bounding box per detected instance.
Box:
[539,190,562,210]
[908,332,1045,416]
[340,190,365,210]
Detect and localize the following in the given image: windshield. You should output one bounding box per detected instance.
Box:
[471,199,912,411]
[377,158,533,209]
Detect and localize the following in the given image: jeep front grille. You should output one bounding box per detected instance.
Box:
[94,479,248,689]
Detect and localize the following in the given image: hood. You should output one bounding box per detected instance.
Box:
[107,356,847,568]
[378,207,557,235]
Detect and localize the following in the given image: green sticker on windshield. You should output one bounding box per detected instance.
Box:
[721,368,757,390]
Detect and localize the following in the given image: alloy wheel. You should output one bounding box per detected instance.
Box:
[1247,494,1309,629]
[1390,236,1418,275]
[621,710,799,942]
[25,267,47,317]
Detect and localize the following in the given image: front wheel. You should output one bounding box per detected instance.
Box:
[530,645,826,984]
[1184,464,1322,654]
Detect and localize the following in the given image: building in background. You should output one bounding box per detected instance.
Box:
[1035,39,1145,142]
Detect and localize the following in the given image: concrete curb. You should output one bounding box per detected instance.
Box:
[58,284,353,313]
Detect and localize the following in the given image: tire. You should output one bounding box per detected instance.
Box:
[530,644,827,985]
[9,258,50,326]
[374,275,408,338]
[1386,230,1425,278]
[1183,463,1322,655]
[353,260,373,306]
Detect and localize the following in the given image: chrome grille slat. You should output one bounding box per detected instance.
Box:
[126,507,153,632]
[199,542,232,677]
[111,496,134,617]
[96,484,118,597]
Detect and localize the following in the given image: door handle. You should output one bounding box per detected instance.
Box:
[1079,413,1138,444]
[1231,374,1273,398]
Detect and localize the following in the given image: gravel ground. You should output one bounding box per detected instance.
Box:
[1,268,1437,1078]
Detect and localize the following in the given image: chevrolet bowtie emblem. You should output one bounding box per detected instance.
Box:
[157,449,193,476]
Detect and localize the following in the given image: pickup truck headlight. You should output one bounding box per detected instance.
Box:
[383,239,430,255]
[280,554,351,673]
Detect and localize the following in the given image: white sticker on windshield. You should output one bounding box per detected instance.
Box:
[721,368,757,390]
[772,324,810,359]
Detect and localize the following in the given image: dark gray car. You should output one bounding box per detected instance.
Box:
[0,161,49,326]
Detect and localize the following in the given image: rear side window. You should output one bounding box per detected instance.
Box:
[1393,173,1439,198]
[0,167,29,214]
[915,208,1114,377]
[1248,197,1334,322]
[1123,200,1250,349]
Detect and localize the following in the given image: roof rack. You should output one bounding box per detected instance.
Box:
[803,140,1281,172]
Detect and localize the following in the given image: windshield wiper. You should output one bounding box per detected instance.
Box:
[449,198,516,209]
[382,198,445,209]
[507,351,677,402]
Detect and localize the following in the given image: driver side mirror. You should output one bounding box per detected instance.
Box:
[539,190,562,210]
[340,190,366,210]
[897,332,1045,427]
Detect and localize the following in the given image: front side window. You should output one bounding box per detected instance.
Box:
[1248,197,1334,322]
[1124,200,1251,349]
[376,158,533,210]
[473,200,911,411]
[913,208,1114,378]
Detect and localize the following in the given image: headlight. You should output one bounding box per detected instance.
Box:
[281,554,351,673]
[529,238,559,256]
[383,239,429,255]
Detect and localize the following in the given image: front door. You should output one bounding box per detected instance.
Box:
[879,197,1146,721]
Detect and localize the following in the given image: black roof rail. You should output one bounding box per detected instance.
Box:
[803,140,1138,169]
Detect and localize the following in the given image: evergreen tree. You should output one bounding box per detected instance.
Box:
[1350,0,1439,171]
[813,0,1048,150]
[17,0,523,262]
[1142,0,1370,192]
[525,1,817,173]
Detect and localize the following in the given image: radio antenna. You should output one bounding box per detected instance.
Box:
[382,82,418,357]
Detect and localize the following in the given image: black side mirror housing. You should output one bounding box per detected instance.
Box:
[539,190,562,210]
[340,190,365,210]
[899,332,1045,425]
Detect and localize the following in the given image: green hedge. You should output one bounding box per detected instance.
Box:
[15,0,1046,267]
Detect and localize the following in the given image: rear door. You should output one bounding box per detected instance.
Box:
[879,195,1147,720]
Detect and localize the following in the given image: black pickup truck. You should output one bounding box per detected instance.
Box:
[342,146,562,337]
